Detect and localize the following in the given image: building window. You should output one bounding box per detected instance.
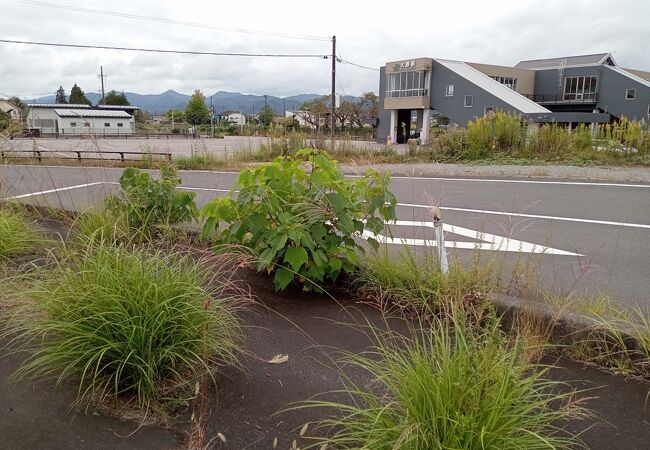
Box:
[70,122,77,127]
[563,76,597,101]
[385,70,429,98]
[626,89,636,100]
[464,95,473,108]
[117,123,123,127]
[446,85,454,97]
[104,123,111,127]
[490,76,518,91]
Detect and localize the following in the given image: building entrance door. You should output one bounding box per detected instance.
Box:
[396,109,411,144]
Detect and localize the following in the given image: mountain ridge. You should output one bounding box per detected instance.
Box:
[31,90,360,115]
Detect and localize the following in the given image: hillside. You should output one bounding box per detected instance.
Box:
[32,90,360,115]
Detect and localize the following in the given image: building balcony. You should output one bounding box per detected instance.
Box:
[525,93,598,105]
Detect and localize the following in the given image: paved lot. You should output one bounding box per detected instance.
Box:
[1,136,382,158]
[2,164,649,307]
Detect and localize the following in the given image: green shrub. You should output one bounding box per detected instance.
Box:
[528,123,572,158]
[573,125,593,151]
[201,149,397,291]
[72,209,133,245]
[467,112,525,158]
[355,249,497,315]
[0,207,42,259]
[6,244,241,410]
[175,152,222,170]
[295,317,585,449]
[106,165,197,232]
[432,129,468,160]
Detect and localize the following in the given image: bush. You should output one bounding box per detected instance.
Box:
[355,249,497,317]
[106,165,197,232]
[295,316,585,449]
[528,123,572,158]
[201,149,397,291]
[573,125,593,151]
[467,112,525,158]
[175,152,222,170]
[72,209,133,246]
[0,207,42,259]
[6,244,241,410]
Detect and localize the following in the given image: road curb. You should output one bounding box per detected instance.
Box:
[491,293,645,360]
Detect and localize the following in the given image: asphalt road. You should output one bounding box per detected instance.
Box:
[2,164,649,307]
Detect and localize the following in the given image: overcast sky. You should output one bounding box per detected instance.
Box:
[1,0,649,100]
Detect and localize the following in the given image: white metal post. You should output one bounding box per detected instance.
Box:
[432,207,449,275]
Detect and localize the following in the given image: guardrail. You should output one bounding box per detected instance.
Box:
[0,150,172,163]
[523,93,598,104]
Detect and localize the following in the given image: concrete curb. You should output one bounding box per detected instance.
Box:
[491,293,645,360]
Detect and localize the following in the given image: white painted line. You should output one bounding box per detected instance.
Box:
[398,202,650,230]
[5,165,648,188]
[388,176,650,188]
[178,186,232,193]
[364,220,580,256]
[2,182,112,200]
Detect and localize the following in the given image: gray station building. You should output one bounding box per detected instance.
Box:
[377,53,650,144]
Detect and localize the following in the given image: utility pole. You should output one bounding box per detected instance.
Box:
[210,95,214,138]
[331,35,336,152]
[98,66,106,104]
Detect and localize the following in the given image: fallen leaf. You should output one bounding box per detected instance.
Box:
[217,432,226,443]
[267,354,289,364]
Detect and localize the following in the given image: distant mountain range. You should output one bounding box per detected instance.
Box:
[31,90,360,115]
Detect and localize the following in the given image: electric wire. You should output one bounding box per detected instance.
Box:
[15,0,331,42]
[0,39,329,58]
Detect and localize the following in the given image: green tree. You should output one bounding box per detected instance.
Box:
[165,109,185,122]
[104,90,130,106]
[359,92,378,127]
[134,110,150,124]
[55,86,67,104]
[69,84,91,105]
[301,96,329,130]
[8,96,28,118]
[258,105,276,127]
[184,90,210,125]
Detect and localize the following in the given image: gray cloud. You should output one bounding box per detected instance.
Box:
[1,0,648,100]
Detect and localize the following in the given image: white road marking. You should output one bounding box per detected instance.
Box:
[5,165,649,188]
[398,202,650,230]
[389,176,650,188]
[363,220,581,256]
[2,182,112,200]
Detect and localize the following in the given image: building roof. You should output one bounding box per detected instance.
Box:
[54,108,132,118]
[606,65,650,89]
[28,103,92,108]
[435,59,550,114]
[96,104,140,110]
[515,53,615,69]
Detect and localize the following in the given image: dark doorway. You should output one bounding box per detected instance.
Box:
[396,109,411,144]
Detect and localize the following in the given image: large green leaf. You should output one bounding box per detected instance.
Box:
[284,247,308,271]
[274,268,294,290]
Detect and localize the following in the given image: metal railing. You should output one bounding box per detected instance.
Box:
[1,150,172,163]
[524,93,598,104]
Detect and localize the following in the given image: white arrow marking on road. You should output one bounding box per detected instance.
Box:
[363,220,581,256]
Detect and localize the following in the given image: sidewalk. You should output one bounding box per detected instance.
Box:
[340,162,650,183]
[0,349,180,450]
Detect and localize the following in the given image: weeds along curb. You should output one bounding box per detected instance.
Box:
[491,293,645,361]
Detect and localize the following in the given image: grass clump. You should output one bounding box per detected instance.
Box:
[0,206,42,259]
[296,316,586,449]
[4,243,242,412]
[355,249,496,316]
[175,152,223,170]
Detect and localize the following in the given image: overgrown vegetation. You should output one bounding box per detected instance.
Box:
[201,149,396,291]
[355,249,497,317]
[295,314,586,449]
[0,206,42,259]
[3,243,242,412]
[106,165,197,230]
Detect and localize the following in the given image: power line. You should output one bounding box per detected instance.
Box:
[338,58,379,71]
[15,0,331,42]
[0,39,329,58]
